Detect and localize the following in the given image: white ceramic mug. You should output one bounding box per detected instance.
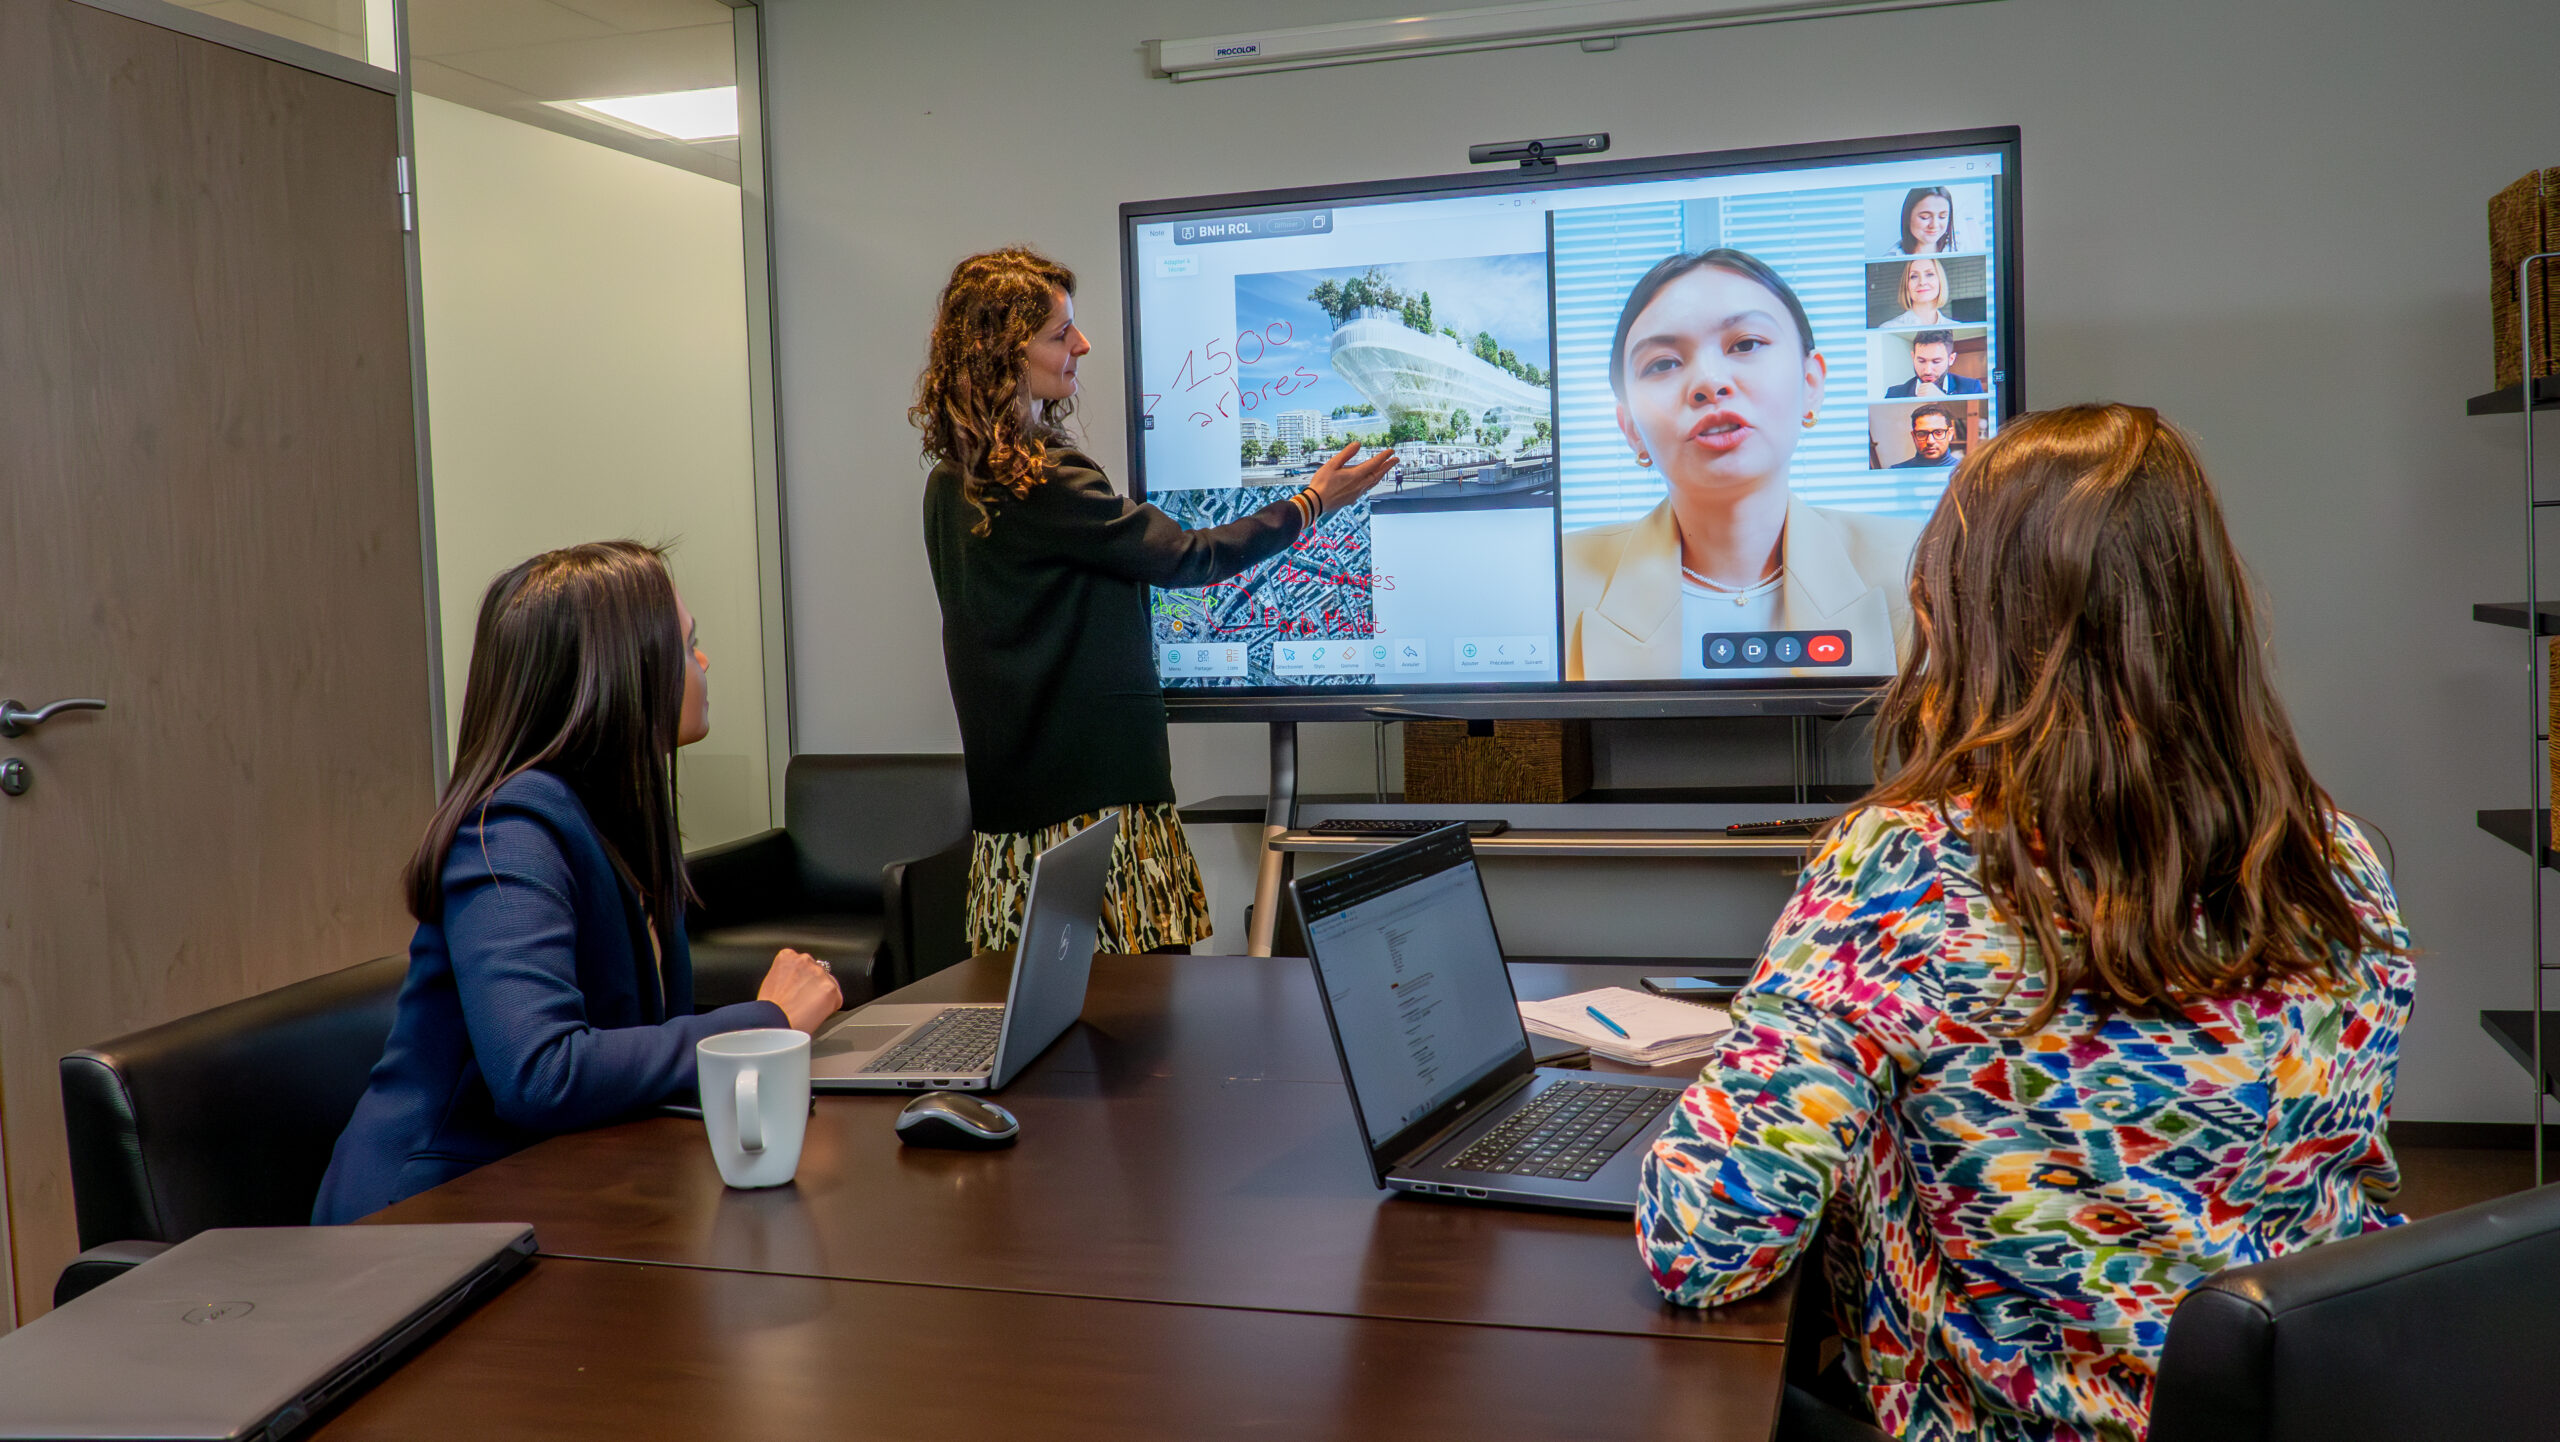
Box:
[695,1028,810,1189]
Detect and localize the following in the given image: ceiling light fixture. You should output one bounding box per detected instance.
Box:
[547,86,739,142]
[1149,0,1997,81]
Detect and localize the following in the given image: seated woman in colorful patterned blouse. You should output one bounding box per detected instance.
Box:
[1636,402,2412,1442]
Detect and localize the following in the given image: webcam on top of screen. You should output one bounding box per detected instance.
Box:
[1467,134,1610,170]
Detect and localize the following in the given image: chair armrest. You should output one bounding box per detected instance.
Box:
[881,837,973,993]
[54,1238,175,1308]
[683,828,798,936]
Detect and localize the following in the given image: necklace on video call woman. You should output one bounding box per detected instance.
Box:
[1563,249,1920,681]
[915,249,1395,956]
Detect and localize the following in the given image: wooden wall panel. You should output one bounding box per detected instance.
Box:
[0,0,435,1322]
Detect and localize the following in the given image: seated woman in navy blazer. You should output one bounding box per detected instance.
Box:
[314,541,842,1223]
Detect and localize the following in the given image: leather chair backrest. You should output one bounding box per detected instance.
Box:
[2148,1179,2560,1441]
[59,954,406,1248]
[784,754,970,911]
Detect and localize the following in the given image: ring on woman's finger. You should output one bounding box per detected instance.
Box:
[816,958,832,974]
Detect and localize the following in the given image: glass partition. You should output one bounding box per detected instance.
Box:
[405,0,781,846]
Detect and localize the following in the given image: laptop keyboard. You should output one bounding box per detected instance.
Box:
[858,1007,1005,1075]
[1446,1081,1676,1181]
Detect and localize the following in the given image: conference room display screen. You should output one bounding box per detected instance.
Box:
[1303,863,1525,1148]
[1124,139,2010,692]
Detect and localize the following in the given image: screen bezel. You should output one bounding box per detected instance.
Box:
[1120,126,2022,722]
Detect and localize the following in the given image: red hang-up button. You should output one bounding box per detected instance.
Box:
[1806,633,1846,665]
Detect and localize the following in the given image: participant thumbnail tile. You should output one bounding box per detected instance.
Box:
[1869,326,1990,401]
[1870,399,1990,470]
[1864,254,1988,329]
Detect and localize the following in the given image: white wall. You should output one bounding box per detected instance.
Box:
[414,93,772,847]
[760,0,2560,1121]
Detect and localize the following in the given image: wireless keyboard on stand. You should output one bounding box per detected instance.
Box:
[1303,818,1510,839]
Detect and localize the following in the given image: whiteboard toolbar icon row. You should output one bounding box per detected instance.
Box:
[1271,637,1425,675]
[1452,635,1549,670]
[1158,642,1250,676]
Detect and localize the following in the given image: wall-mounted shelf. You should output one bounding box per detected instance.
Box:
[2483,1012,2560,1100]
[2466,377,2560,415]
[2475,601,2560,634]
[2477,808,2556,867]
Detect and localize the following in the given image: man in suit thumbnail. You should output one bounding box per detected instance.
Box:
[1883,331,1986,399]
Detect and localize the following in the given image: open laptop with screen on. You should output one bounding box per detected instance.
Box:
[0,1222,534,1442]
[809,811,1117,1093]
[1289,825,1690,1215]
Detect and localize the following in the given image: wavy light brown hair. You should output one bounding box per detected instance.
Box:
[1868,403,2399,1029]
[910,248,1077,534]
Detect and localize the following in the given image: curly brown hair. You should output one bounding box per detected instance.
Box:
[1867,403,2403,1031]
[910,248,1078,535]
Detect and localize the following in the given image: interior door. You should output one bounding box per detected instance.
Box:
[0,0,436,1323]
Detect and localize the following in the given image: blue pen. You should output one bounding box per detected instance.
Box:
[1585,1004,1631,1039]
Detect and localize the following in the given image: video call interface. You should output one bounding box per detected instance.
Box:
[1125,142,2010,691]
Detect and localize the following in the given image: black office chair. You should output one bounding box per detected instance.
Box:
[55,954,407,1306]
[1777,1179,2560,1441]
[683,754,973,1011]
[2148,1178,2560,1439]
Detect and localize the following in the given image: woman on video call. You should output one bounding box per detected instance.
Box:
[1563,249,1919,680]
[915,248,1394,955]
[1635,404,2411,1442]
[1895,185,1957,254]
[1884,256,1955,328]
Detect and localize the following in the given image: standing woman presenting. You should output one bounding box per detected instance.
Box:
[915,248,1395,955]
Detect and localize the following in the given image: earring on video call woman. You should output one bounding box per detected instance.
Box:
[313,542,843,1224]
[1562,250,1921,681]
[915,248,1394,957]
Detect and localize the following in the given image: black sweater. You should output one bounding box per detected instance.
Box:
[923,451,1307,833]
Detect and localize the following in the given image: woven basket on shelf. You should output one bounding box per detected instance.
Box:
[2490,168,2560,391]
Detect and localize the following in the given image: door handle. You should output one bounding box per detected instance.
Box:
[0,698,107,738]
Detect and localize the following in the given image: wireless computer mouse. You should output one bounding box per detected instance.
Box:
[895,1091,1019,1150]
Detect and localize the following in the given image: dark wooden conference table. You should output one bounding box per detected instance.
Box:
[326,954,1796,1440]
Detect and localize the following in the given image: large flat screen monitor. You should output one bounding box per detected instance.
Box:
[1121,127,2019,719]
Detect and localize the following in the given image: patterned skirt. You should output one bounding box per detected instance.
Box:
[964,802,1212,955]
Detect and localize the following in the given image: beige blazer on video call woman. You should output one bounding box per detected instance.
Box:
[1562,495,1922,680]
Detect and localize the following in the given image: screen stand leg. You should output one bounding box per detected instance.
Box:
[1246,721,1298,957]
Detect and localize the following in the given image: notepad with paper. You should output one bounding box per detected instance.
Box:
[1516,987,1735,1066]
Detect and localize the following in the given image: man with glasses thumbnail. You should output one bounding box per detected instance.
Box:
[1892,403,1961,468]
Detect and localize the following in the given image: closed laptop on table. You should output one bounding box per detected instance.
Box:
[0,1222,535,1441]
[1292,824,1691,1215]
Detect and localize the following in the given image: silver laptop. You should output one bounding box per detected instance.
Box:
[1291,825,1688,1215]
[0,1222,534,1441]
[811,811,1117,1093]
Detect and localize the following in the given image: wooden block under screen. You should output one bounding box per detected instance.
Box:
[1402,721,1591,805]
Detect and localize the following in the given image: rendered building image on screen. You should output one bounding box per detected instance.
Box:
[1122,131,2016,699]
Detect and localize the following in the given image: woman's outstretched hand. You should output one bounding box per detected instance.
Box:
[1307,441,1399,515]
[758,947,844,1034]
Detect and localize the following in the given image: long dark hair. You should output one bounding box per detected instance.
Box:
[910,247,1078,535]
[1868,403,2402,1029]
[405,541,690,946]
